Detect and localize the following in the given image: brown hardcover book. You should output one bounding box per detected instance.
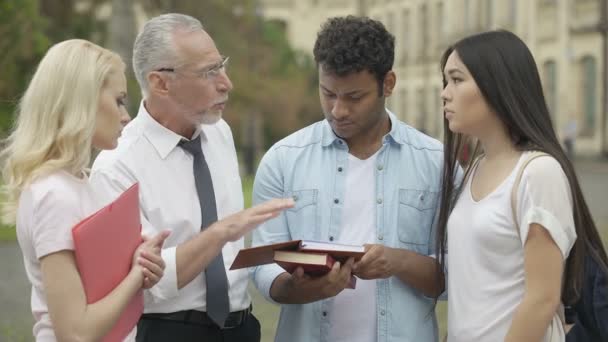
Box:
[274,250,334,276]
[273,250,357,289]
[230,240,365,270]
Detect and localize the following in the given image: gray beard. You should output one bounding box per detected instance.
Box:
[200,110,222,125]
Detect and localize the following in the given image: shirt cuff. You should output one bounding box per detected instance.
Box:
[251,263,287,305]
[146,246,179,303]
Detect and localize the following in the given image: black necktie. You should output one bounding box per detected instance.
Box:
[179,135,230,327]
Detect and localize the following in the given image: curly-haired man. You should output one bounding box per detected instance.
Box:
[251,16,444,342]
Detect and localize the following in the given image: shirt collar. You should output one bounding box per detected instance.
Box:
[321,109,404,147]
[137,101,205,159]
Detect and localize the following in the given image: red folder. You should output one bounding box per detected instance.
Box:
[72,183,143,342]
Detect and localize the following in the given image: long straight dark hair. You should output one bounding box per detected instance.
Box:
[435,30,608,305]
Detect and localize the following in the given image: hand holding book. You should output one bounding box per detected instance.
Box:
[281,257,357,302]
[352,244,400,280]
[274,250,358,289]
[231,239,364,290]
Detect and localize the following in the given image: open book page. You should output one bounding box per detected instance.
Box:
[299,240,365,253]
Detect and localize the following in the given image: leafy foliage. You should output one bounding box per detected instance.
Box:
[0,0,322,164]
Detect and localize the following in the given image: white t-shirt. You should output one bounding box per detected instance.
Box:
[446,152,577,342]
[16,170,136,342]
[328,152,378,342]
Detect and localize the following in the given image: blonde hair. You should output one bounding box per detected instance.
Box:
[1,39,124,224]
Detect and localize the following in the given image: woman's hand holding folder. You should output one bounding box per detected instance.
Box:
[133,230,171,289]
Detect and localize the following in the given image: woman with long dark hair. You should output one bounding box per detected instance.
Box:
[436,30,608,341]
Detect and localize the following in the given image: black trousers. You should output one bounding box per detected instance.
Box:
[135,313,261,342]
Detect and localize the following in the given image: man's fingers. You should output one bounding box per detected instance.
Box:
[252,198,295,214]
[140,250,164,268]
[142,268,161,286]
[138,257,164,276]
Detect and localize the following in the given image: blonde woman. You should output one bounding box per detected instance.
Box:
[1,39,169,341]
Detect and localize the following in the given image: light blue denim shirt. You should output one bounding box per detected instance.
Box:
[251,111,444,342]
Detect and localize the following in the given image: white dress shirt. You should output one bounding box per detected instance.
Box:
[90,102,250,314]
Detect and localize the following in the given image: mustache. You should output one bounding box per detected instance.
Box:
[213,97,228,105]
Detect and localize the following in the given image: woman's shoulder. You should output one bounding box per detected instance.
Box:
[24,170,89,208]
[520,152,567,185]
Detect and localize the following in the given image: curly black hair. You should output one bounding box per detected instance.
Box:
[313,16,395,92]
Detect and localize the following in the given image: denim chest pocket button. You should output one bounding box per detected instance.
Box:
[286,189,318,212]
[397,189,439,252]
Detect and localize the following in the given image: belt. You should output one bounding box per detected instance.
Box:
[141,305,252,329]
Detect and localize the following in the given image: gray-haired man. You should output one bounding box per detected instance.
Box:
[90,13,293,342]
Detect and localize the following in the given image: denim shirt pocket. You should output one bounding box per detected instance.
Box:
[285,189,319,240]
[397,189,438,254]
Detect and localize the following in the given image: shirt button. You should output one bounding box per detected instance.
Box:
[322,311,328,317]
[380,310,386,316]
[377,198,383,204]
[329,236,334,242]
[378,234,383,241]
[419,194,425,201]
[338,140,343,145]
[377,165,383,171]
[338,167,343,172]
[293,195,299,201]
[334,198,340,204]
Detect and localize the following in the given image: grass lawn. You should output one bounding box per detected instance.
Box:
[0,226,16,242]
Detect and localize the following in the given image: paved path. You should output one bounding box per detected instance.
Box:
[0,158,606,341]
[0,242,33,341]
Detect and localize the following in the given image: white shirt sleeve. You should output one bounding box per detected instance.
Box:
[90,164,180,303]
[515,156,577,259]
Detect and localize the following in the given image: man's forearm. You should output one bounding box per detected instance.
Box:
[393,249,443,297]
[175,226,228,289]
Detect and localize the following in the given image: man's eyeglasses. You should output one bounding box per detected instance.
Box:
[157,56,229,80]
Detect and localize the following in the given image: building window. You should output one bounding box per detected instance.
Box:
[435,86,442,137]
[436,2,444,49]
[400,89,408,122]
[417,88,427,133]
[543,60,557,117]
[464,0,470,31]
[388,94,396,112]
[387,11,395,34]
[401,8,410,65]
[581,56,597,135]
[510,0,517,28]
[485,0,494,28]
[420,3,428,59]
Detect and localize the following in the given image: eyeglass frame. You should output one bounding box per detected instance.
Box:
[156,56,229,80]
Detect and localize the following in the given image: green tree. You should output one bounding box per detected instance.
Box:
[0,0,110,134]
[0,0,50,132]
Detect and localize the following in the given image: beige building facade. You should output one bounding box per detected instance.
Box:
[262,0,608,156]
